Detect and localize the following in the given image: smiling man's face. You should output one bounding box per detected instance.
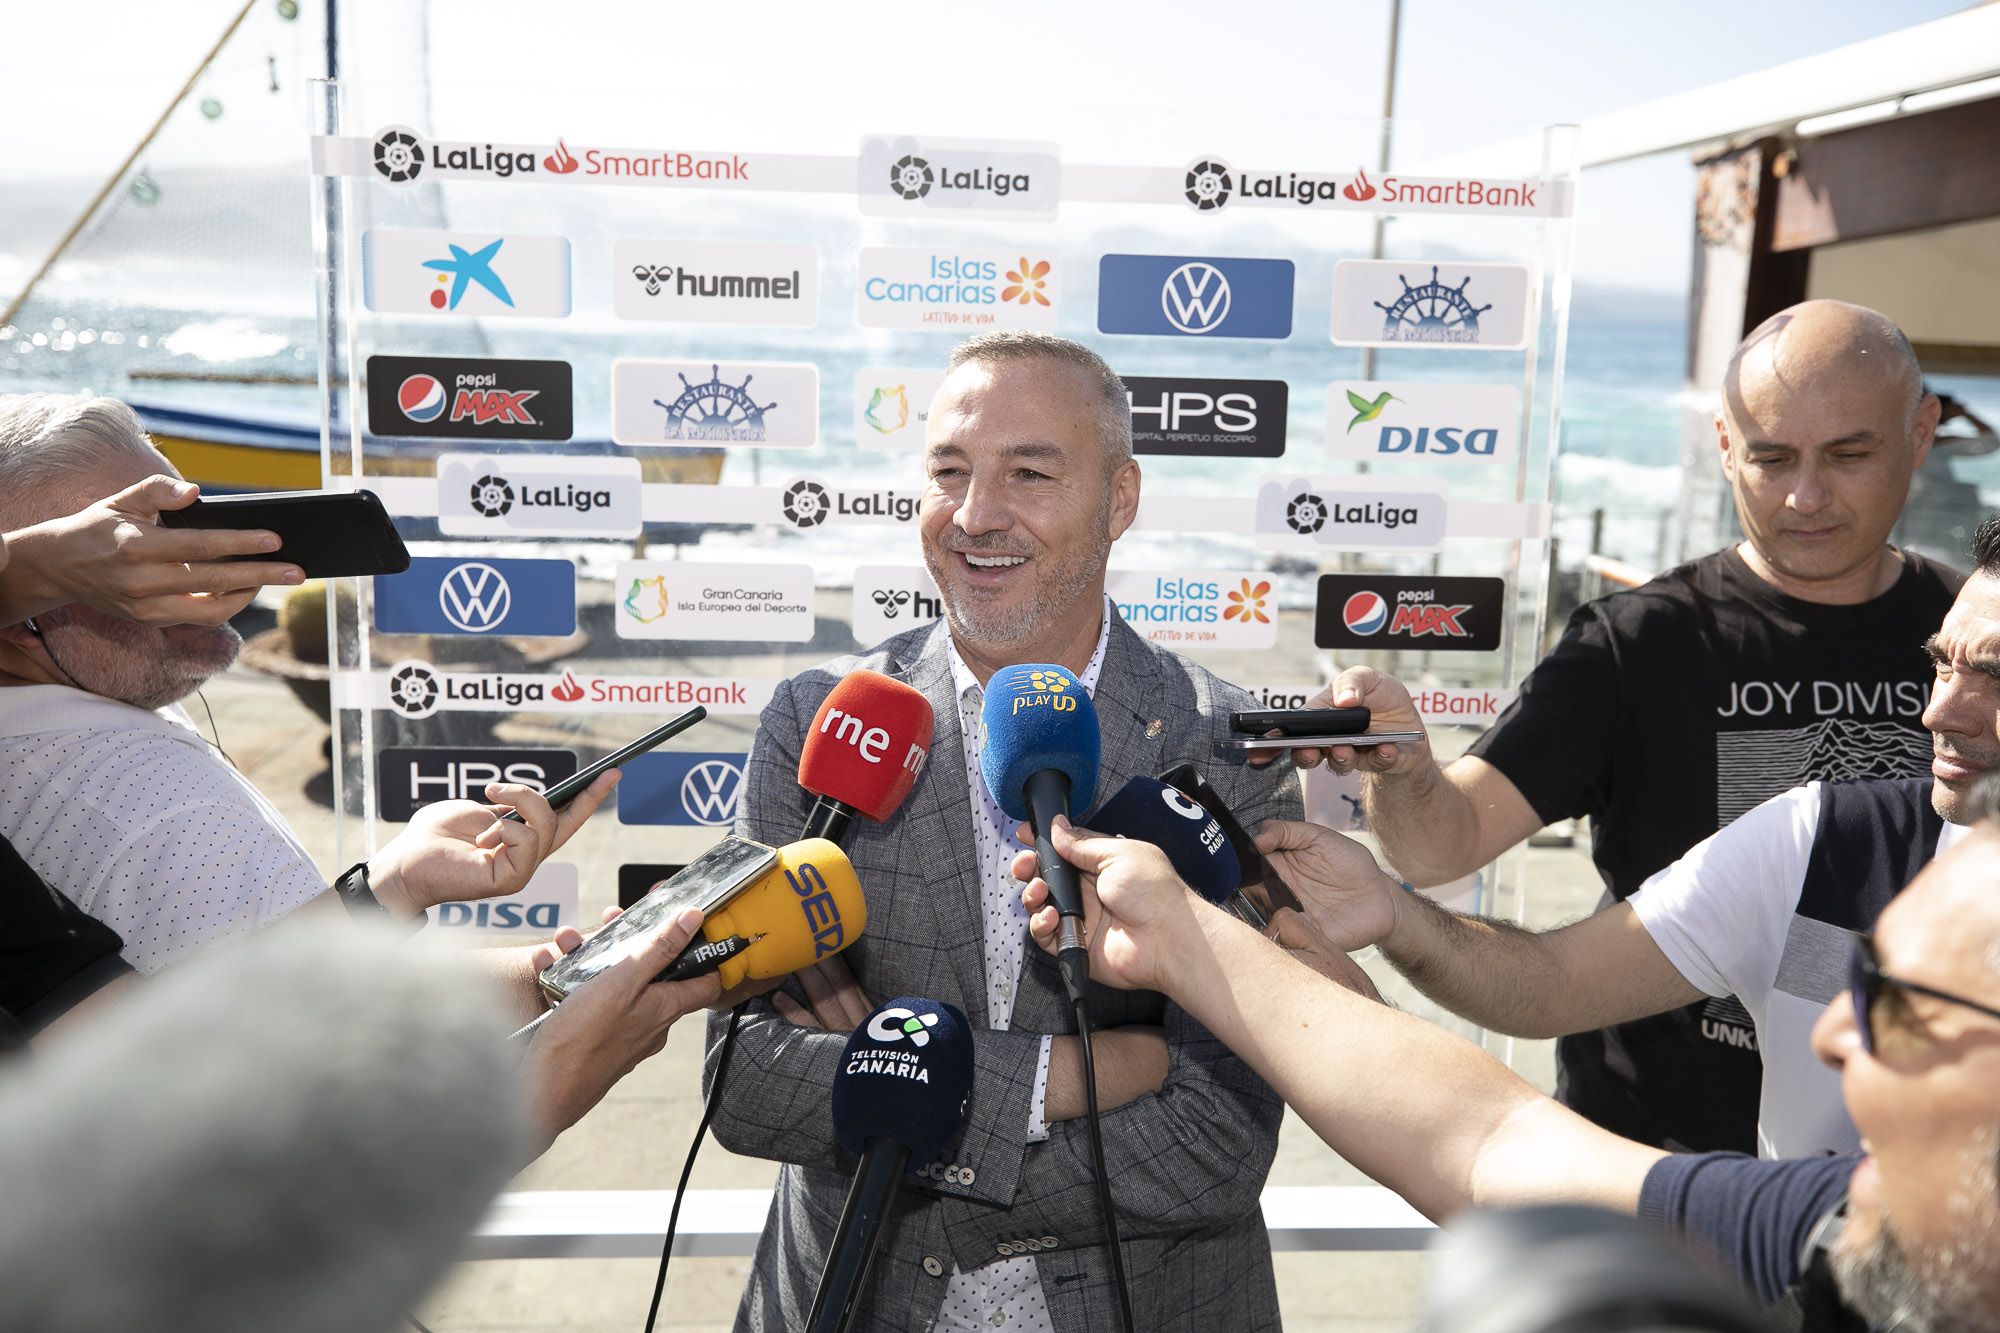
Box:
[917,357,1139,675]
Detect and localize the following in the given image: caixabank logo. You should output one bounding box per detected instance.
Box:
[859,135,1060,221]
[365,355,573,441]
[361,229,572,319]
[1313,575,1504,653]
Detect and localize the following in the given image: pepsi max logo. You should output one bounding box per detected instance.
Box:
[398,374,447,422]
[1342,591,1389,636]
[1315,575,1503,653]
[366,354,573,441]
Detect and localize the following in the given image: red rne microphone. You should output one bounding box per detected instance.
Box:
[798,670,935,844]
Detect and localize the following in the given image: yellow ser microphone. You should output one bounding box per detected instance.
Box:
[698,838,868,990]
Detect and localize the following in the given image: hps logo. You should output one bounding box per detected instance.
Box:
[868,1006,941,1047]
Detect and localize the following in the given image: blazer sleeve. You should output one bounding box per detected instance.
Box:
[702,673,852,1172]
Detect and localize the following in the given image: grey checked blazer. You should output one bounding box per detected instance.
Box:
[706,611,1300,1332]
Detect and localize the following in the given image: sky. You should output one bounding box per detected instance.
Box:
[0,0,1977,300]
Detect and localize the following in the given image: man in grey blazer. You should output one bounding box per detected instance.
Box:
[708,331,1300,1331]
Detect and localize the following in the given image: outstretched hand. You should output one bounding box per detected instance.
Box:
[369,772,620,918]
[0,474,305,628]
[1244,668,1433,775]
[1251,819,1401,952]
[1012,816,1208,994]
[522,905,723,1150]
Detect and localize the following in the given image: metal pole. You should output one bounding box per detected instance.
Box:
[1356,0,1402,387]
[0,0,261,331]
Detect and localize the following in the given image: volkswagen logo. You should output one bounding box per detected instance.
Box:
[438,562,512,633]
[373,127,424,183]
[1161,261,1232,334]
[679,759,745,827]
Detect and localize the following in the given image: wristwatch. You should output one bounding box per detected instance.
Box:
[332,861,426,935]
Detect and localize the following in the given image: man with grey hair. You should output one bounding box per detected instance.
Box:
[0,393,614,972]
[711,332,1299,1331]
[1272,299,1962,1156]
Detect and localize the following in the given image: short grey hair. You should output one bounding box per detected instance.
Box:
[0,393,165,527]
[946,331,1133,471]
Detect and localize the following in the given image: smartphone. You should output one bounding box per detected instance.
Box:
[496,706,708,823]
[1231,707,1370,736]
[1219,731,1425,752]
[1157,762,1303,921]
[538,835,776,1003]
[159,489,409,578]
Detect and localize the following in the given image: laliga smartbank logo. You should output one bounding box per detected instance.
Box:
[1009,669,1078,716]
[1180,153,1555,216]
[368,126,749,186]
[379,660,770,718]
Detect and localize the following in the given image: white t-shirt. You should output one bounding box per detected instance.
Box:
[0,684,327,973]
[1628,781,1967,1158]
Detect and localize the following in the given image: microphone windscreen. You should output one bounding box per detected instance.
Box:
[830,997,974,1164]
[798,670,936,822]
[1087,775,1241,906]
[0,921,521,1333]
[978,663,1100,821]
[702,838,868,989]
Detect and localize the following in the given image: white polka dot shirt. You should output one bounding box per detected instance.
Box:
[936,603,1111,1333]
[0,685,327,974]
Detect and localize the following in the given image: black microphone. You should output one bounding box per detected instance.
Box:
[806,997,975,1333]
[1087,775,1248,917]
[978,663,1101,1005]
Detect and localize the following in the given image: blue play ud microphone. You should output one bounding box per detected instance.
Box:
[807,998,975,1333]
[1087,775,1242,910]
[979,664,1101,1005]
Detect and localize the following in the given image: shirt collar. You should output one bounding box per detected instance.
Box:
[947,594,1114,704]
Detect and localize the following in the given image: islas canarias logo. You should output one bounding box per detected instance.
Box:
[623,575,669,624]
[1224,578,1271,624]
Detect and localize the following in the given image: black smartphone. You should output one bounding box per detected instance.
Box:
[1157,762,1304,920]
[159,489,409,578]
[1231,707,1371,736]
[496,706,707,823]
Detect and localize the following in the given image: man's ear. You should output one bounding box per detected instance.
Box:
[1106,459,1142,541]
[1713,413,1737,482]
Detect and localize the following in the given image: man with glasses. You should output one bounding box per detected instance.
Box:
[1241,509,2000,1159]
[1014,780,2000,1332]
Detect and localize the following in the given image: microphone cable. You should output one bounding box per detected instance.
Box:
[642,1005,742,1333]
[1071,997,1135,1333]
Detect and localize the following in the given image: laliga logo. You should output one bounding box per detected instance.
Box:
[867,1006,941,1047]
[1011,669,1079,716]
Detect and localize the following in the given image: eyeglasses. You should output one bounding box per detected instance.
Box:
[1848,934,2000,1054]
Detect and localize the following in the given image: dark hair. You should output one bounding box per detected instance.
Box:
[1973,514,2000,578]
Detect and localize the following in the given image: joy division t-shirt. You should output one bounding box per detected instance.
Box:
[1468,546,1961,1152]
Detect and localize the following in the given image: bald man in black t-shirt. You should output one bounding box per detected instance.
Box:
[1275,300,1961,1153]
